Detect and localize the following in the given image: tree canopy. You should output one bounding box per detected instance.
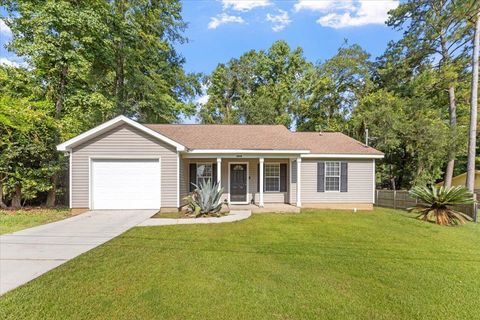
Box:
[0,0,199,207]
[0,0,478,207]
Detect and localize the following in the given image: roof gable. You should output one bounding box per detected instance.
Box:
[56,116,186,152]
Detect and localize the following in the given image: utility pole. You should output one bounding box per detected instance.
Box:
[466,10,479,192]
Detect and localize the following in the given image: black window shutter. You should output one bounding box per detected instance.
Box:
[189,163,197,192]
[317,162,325,192]
[257,163,260,192]
[212,163,217,185]
[280,164,287,192]
[340,162,348,192]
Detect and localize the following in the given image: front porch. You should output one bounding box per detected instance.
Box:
[181,155,303,208]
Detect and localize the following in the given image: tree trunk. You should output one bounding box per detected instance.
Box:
[46,174,57,207]
[115,46,125,113]
[49,65,68,207]
[55,65,68,118]
[11,184,21,209]
[0,176,7,209]
[439,34,457,188]
[443,83,457,188]
[114,0,126,114]
[466,11,480,192]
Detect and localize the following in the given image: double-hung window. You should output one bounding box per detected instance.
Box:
[325,161,340,191]
[196,163,213,185]
[265,163,280,192]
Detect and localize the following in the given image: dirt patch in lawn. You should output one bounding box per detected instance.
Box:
[0,207,73,234]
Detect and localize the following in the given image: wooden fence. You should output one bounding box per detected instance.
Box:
[375,189,478,221]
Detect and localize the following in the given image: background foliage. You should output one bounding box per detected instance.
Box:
[0,0,478,207]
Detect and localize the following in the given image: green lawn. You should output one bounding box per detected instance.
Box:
[1,208,479,319]
[151,210,186,219]
[0,208,72,235]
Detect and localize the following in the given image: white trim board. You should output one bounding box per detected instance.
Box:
[182,154,307,159]
[176,152,180,208]
[301,154,384,159]
[57,115,185,152]
[68,151,72,209]
[186,149,310,154]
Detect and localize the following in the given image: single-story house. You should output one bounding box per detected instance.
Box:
[57,116,384,212]
[436,171,480,193]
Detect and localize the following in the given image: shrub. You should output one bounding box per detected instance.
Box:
[184,179,225,217]
[408,186,474,226]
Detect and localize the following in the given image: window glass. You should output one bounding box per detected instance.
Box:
[265,163,280,192]
[197,163,212,185]
[325,162,340,191]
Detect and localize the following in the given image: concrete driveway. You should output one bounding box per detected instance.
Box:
[0,210,156,295]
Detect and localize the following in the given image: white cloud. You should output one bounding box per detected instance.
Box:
[294,0,354,12]
[221,0,272,12]
[316,1,398,28]
[208,13,246,29]
[0,57,20,67]
[266,10,292,32]
[0,19,12,36]
[293,0,398,28]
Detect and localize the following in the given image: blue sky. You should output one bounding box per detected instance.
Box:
[178,0,402,74]
[0,1,402,123]
[1,1,402,70]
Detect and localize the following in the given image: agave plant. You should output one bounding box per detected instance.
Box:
[184,179,225,217]
[408,186,474,226]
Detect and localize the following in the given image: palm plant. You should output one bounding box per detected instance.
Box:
[408,186,474,226]
[184,179,225,217]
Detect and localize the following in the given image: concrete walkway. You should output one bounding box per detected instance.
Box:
[138,210,251,226]
[0,210,156,295]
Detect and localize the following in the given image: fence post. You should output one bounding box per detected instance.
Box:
[474,194,478,223]
[393,190,397,209]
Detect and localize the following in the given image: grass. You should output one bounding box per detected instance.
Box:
[151,210,186,219]
[1,208,479,319]
[0,208,72,235]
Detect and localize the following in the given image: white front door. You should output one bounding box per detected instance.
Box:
[91,159,161,210]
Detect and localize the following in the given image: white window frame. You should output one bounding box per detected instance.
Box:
[325,161,341,192]
[265,163,281,193]
[196,162,213,186]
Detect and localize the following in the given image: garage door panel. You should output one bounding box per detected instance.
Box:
[92,159,160,209]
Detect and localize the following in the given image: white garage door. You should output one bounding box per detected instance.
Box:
[91,159,161,210]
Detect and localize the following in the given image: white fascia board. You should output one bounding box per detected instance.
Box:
[301,153,384,159]
[186,149,311,154]
[56,115,185,152]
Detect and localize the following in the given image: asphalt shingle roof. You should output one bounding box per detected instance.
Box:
[145,124,383,155]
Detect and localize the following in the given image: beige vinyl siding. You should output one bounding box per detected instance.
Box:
[289,159,297,204]
[181,158,289,204]
[179,156,187,201]
[71,124,178,208]
[301,159,374,203]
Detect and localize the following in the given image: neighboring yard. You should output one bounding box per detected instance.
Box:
[1,208,479,319]
[0,208,72,235]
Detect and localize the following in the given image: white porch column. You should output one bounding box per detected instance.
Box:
[259,157,264,207]
[216,157,222,187]
[296,157,302,207]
